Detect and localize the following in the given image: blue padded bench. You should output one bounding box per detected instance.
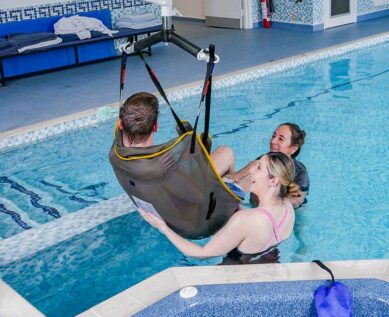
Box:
[0,10,162,85]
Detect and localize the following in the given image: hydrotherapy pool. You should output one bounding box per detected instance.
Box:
[1,37,389,316]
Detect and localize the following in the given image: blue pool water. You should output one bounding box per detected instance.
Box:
[0,41,388,316]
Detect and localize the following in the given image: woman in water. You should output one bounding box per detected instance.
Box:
[138,152,302,264]
[232,122,309,208]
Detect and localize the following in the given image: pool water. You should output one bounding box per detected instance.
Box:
[0,41,388,316]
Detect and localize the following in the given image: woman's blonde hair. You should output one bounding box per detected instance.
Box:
[265,152,302,199]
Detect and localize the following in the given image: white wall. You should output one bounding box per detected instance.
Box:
[0,0,72,10]
[174,0,204,19]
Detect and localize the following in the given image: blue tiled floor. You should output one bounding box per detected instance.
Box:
[0,16,388,132]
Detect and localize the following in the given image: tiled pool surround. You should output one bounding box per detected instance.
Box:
[0,280,44,317]
[1,31,389,152]
[135,279,387,316]
[78,260,389,317]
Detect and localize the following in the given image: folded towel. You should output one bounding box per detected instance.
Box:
[117,13,157,22]
[6,32,58,47]
[116,20,161,29]
[18,37,63,53]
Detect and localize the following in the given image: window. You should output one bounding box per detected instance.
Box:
[331,0,350,16]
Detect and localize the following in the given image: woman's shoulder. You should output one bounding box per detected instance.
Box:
[233,208,269,226]
[236,208,278,231]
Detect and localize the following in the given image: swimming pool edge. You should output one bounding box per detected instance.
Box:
[77,259,389,317]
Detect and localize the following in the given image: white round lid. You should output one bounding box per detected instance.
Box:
[179,286,198,299]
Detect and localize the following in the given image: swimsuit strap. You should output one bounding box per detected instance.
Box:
[277,205,289,231]
[258,204,289,249]
[258,207,281,242]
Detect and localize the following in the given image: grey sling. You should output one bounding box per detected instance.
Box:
[109,127,240,239]
[110,45,240,239]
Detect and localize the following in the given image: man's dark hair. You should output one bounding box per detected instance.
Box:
[119,92,159,144]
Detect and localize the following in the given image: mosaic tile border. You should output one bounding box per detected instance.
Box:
[0,0,154,23]
[0,193,134,265]
[1,31,389,153]
[0,104,116,153]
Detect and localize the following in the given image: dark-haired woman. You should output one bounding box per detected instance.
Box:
[232,123,309,208]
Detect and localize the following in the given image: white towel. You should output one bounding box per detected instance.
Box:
[54,15,118,40]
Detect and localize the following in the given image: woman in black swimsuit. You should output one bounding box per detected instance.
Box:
[138,152,302,264]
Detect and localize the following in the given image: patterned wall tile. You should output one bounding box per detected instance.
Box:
[252,0,389,25]
[50,4,65,16]
[252,0,314,24]
[111,3,160,26]
[0,0,158,24]
[37,5,51,18]
[77,1,91,13]
[65,2,78,15]
[111,0,123,10]
[90,0,103,11]
[8,9,23,22]
[23,7,37,20]
[100,0,113,10]
[313,1,323,24]
[1,0,387,25]
[0,11,7,23]
[357,0,389,15]
[134,0,148,7]
[123,0,134,8]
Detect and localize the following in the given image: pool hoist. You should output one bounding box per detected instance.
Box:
[109,0,240,239]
